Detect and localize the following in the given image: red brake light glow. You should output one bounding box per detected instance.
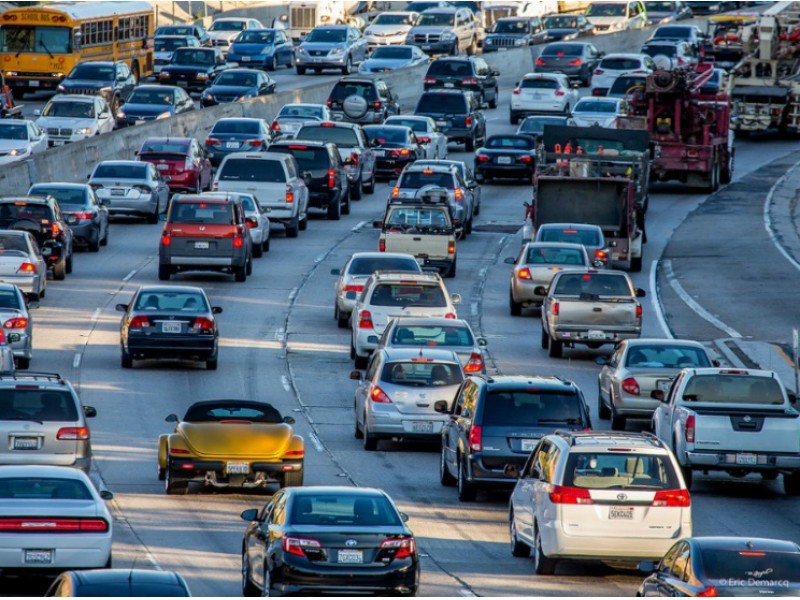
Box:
[652,489,691,508]
[3,317,27,329]
[685,415,695,443]
[0,518,108,533]
[192,317,215,333]
[549,485,593,504]
[621,377,640,396]
[380,537,415,559]
[56,427,89,440]
[282,536,321,557]
[16,262,35,274]
[518,268,532,281]
[468,425,482,452]
[358,310,374,329]
[371,386,392,404]
[464,353,483,373]
[129,316,150,328]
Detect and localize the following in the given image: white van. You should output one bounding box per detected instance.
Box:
[585,0,648,33]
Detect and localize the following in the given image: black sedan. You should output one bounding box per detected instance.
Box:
[116,285,222,370]
[638,537,800,597]
[159,46,229,93]
[362,125,424,179]
[200,68,276,107]
[483,17,548,52]
[515,115,569,140]
[27,183,109,252]
[45,569,191,597]
[241,486,419,597]
[116,85,195,127]
[541,15,596,42]
[474,134,536,183]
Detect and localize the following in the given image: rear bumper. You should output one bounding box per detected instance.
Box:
[374,157,416,177]
[475,163,533,179]
[274,556,418,596]
[551,328,641,344]
[466,454,525,486]
[534,65,583,78]
[330,109,384,124]
[0,275,37,294]
[366,407,447,439]
[510,280,545,305]
[442,126,473,142]
[104,198,158,216]
[0,534,112,572]
[542,523,688,561]
[162,255,238,267]
[685,451,800,471]
[308,189,340,208]
[69,221,98,242]
[126,335,217,359]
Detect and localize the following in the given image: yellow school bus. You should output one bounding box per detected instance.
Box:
[0,2,154,97]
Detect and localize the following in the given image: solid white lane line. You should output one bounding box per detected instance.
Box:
[72,353,81,368]
[649,259,674,339]
[458,589,477,597]
[91,308,101,322]
[663,259,742,338]
[763,158,800,273]
[281,375,291,392]
[122,269,137,282]
[309,432,324,452]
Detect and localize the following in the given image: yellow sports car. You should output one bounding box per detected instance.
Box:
[157,400,305,495]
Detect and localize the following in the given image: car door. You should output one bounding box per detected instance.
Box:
[245,499,274,586]
[599,343,623,404]
[89,187,109,238]
[442,382,467,475]
[117,62,135,98]
[357,354,380,427]
[27,122,44,154]
[96,98,114,133]
[513,441,548,543]
[193,140,212,186]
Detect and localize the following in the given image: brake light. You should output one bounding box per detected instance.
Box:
[51,222,60,238]
[233,236,244,249]
[535,58,544,66]
[327,169,336,188]
[454,188,464,201]
[594,69,604,75]
[462,77,478,85]
[371,386,392,403]
[129,316,150,328]
[465,116,473,127]
[554,89,565,97]
[71,212,93,221]
[595,249,607,260]
[697,587,717,597]
[326,98,333,108]
[160,233,171,246]
[652,489,691,508]
[448,240,455,255]
[621,377,640,396]
[444,312,456,319]
[517,267,532,281]
[192,317,215,333]
[321,122,335,128]
[373,100,382,110]
[518,155,533,163]
[423,77,436,84]
[248,139,263,147]
[379,239,386,252]
[380,537,415,559]
[417,136,430,143]
[464,353,483,373]
[512,88,521,95]
[685,415,695,443]
[205,137,221,146]
[16,262,35,274]
[56,427,89,440]
[477,154,490,162]
[391,186,400,197]
[343,284,363,293]
[282,536,321,557]
[358,310,373,329]
[549,485,593,504]
[169,448,190,455]
[569,59,582,66]
[0,518,108,533]
[350,152,359,167]
[245,220,256,229]
[286,185,294,203]
[3,317,27,329]
[636,304,643,319]
[271,120,281,132]
[284,449,304,458]
[390,149,411,157]
[552,300,559,316]
[468,425,482,452]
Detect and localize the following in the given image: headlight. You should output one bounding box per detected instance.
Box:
[515,38,526,46]
[239,94,254,101]
[160,71,170,78]
[117,111,125,119]
[57,85,65,92]
[204,93,213,100]
[156,112,172,120]
[329,47,345,55]
[75,127,92,135]
[297,47,307,54]
[197,73,208,80]
[365,29,373,36]
[614,22,625,29]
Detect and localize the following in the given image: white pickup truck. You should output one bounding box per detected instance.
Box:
[652,367,800,495]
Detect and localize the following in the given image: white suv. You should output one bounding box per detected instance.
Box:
[508,431,691,575]
[350,271,461,369]
[590,53,655,96]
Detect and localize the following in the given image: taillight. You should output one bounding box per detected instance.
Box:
[327,168,336,188]
[652,489,691,508]
[697,587,717,598]
[379,239,386,252]
[685,415,695,443]
[233,236,244,249]
[512,88,521,95]
[371,386,392,403]
[0,518,108,533]
[50,222,60,238]
[358,310,373,329]
[248,139,263,147]
[3,317,27,329]
[552,300,559,316]
[380,537,415,559]
[423,77,436,84]
[454,188,464,201]
[594,68,604,75]
[517,267,532,281]
[461,77,478,85]
[465,116,473,127]
[16,262,35,274]
[595,249,607,261]
[476,154,490,162]
[245,220,256,229]
[282,536,321,557]
[636,304,643,319]
[169,448,190,455]
[390,149,411,157]
[464,353,483,373]
[549,485,593,504]
[72,211,93,220]
[468,425,482,452]
[56,427,89,440]
[535,58,544,66]
[373,99,382,110]
[326,98,333,108]
[192,317,215,333]
[444,312,456,319]
[286,185,294,203]
[350,152,359,167]
[271,120,281,132]
[160,233,171,246]
[417,136,430,143]
[569,59,582,66]
[343,284,364,293]
[205,137,221,146]
[518,155,533,164]
[448,240,455,255]
[284,449,304,458]
[621,377,640,396]
[129,316,151,328]
[554,89,565,97]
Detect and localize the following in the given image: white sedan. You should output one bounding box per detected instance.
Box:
[590,53,655,96]
[0,465,113,573]
[0,120,47,165]
[384,115,448,159]
[510,73,578,124]
[570,97,626,129]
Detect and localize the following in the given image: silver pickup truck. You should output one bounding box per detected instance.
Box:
[652,367,800,494]
[538,269,645,358]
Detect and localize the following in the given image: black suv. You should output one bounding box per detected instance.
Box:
[159,47,229,93]
[436,375,592,502]
[268,141,350,220]
[57,60,136,113]
[0,196,74,280]
[423,57,499,109]
[327,76,400,124]
[414,90,486,151]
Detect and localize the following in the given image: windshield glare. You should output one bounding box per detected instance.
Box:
[43,101,95,118]
[683,374,785,405]
[586,3,628,17]
[305,29,346,43]
[381,361,463,387]
[416,14,455,27]
[236,31,274,44]
[0,126,28,141]
[290,493,401,526]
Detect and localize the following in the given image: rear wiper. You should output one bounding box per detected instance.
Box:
[537,418,582,425]
[3,416,43,424]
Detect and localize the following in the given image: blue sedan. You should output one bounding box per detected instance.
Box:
[227,28,294,71]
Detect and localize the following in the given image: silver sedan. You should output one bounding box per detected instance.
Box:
[0,283,33,369]
[596,339,717,430]
[384,115,449,160]
[0,230,46,302]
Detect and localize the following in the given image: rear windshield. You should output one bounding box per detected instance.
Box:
[642,45,677,58]
[0,235,27,257]
[574,100,618,113]
[290,493,401,526]
[625,345,711,369]
[372,47,412,59]
[382,360,463,386]
[482,390,584,427]
[416,94,467,114]
[600,57,642,70]
[0,288,21,308]
[427,60,473,77]
[0,389,78,422]
[553,273,632,297]
[541,44,583,57]
[212,121,260,135]
[609,76,646,94]
[139,142,190,157]
[486,136,534,149]
[390,325,473,347]
[296,126,359,148]
[519,117,569,134]
[278,105,324,119]
[348,256,420,275]
[270,146,330,170]
[218,159,286,183]
[399,171,454,189]
[0,478,92,500]
[330,82,378,102]
[386,207,450,229]
[170,202,235,225]
[538,227,600,246]
[134,290,209,312]
[563,452,679,490]
[654,26,692,39]
[700,550,800,581]
[93,164,147,180]
[386,118,427,133]
[364,127,408,144]
[183,402,282,423]
[29,186,86,208]
[0,203,52,224]
[682,374,785,406]
[369,283,446,307]
[521,78,559,90]
[526,246,585,265]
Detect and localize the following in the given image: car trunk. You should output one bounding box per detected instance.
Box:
[556,298,638,328]
[626,367,683,397]
[369,305,448,335]
[529,265,572,286]
[382,382,460,416]
[481,148,531,166]
[383,233,451,262]
[207,133,263,153]
[0,498,98,518]
[538,54,583,69]
[178,422,293,458]
[692,407,800,454]
[132,312,203,335]
[140,152,189,179]
[168,224,236,259]
[288,527,409,566]
[0,253,35,277]
[0,420,78,467]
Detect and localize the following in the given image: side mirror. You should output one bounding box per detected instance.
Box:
[492,70,500,77]
[41,247,53,257]
[83,406,97,418]
[33,109,41,117]
[789,393,798,406]
[477,337,487,347]
[504,464,521,478]
[451,293,461,305]
[638,560,655,574]
[635,288,646,298]
[115,303,128,312]
[98,198,108,206]
[650,390,665,402]
[388,179,398,187]
[504,257,516,265]
[330,268,341,275]
[712,359,721,367]
[212,306,223,314]
[283,416,296,424]
[372,220,384,229]
[165,413,179,423]
[433,400,449,414]
[595,356,608,366]
[534,285,547,296]
[350,370,362,380]
[240,508,260,522]
[99,490,114,501]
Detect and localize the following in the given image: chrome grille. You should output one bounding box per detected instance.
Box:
[487,37,518,47]
[413,33,441,43]
[308,49,328,57]
[291,6,316,30]
[47,128,72,136]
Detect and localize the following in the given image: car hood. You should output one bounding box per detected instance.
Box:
[231,42,275,54]
[361,58,411,69]
[299,41,346,52]
[60,79,111,90]
[207,84,256,96]
[486,32,527,39]
[166,64,212,73]
[154,51,175,61]
[35,116,95,128]
[177,422,294,458]
[120,103,175,117]
[208,30,240,42]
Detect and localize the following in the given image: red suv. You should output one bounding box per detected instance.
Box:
[137,137,212,194]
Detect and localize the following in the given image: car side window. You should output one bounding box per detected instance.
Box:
[365,354,380,381]
[284,158,297,180]
[542,445,561,483]
[671,543,690,580]
[452,383,468,416]
[658,543,680,573]
[610,345,623,368]
[119,63,130,78]
[259,500,275,522]
[271,493,288,525]
[461,381,479,419]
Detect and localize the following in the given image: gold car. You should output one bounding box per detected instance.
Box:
[157,400,304,495]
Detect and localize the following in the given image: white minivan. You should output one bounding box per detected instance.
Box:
[585,1,648,34]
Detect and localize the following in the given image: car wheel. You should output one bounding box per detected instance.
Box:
[298,210,308,231]
[342,56,352,75]
[327,196,341,220]
[354,351,369,370]
[100,223,109,246]
[269,55,278,72]
[547,338,563,358]
[157,464,166,481]
[457,456,477,502]
[680,464,693,490]
[65,250,73,274]
[598,383,611,420]
[164,464,188,495]
[262,237,270,253]
[465,218,473,235]
[158,265,172,281]
[296,66,306,75]
[540,328,549,349]
[350,177,363,200]
[242,553,260,597]
[445,256,457,279]
[533,526,557,575]
[285,217,299,238]
[121,347,133,369]
[246,255,253,276]
[52,258,66,281]
[146,202,159,224]
[465,136,475,152]
[88,232,101,252]
[489,88,498,109]
[510,111,519,125]
[354,407,363,439]
[341,187,351,215]
[335,305,349,329]
[510,293,522,317]
[253,240,263,258]
[363,417,379,451]
[284,470,303,487]
[610,404,626,431]
[510,514,531,557]
[234,264,247,282]
[206,355,218,370]
[16,356,30,370]
[440,445,456,487]
[363,171,375,194]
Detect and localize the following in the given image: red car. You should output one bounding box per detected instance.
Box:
[137,138,212,194]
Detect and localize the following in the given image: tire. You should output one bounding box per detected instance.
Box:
[65,251,73,274]
[100,224,109,246]
[146,205,159,224]
[533,527,557,575]
[465,136,475,152]
[363,418,379,451]
[489,88,498,109]
[451,40,459,56]
[269,55,278,72]
[720,149,734,184]
[445,257,457,279]
[284,470,303,487]
[253,241,263,258]
[598,383,611,420]
[440,446,456,487]
[510,514,531,558]
[242,553,260,597]
[510,111,519,125]
[285,217,299,238]
[206,356,218,370]
[363,172,375,195]
[457,457,477,502]
[354,409,363,439]
[263,237,270,253]
[465,218,473,235]
[52,258,66,281]
[158,265,172,281]
[88,232,101,252]
[341,188,351,215]
[610,405,626,431]
[342,57,352,75]
[354,351,369,370]
[157,465,165,481]
[351,177,363,200]
[298,211,308,231]
[296,66,306,75]
[630,255,643,272]
[547,338,562,358]
[467,37,477,56]
[327,196,341,220]
[164,465,188,495]
[510,293,522,316]
[540,328,549,350]
[121,348,133,369]
[784,473,800,496]
[335,305,349,329]
[234,265,247,282]
[16,356,29,370]
[680,464,693,490]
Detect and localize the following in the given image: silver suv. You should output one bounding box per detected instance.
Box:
[406,7,479,56]
[0,372,96,472]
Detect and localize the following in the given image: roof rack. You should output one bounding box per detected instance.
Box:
[554,429,663,447]
[0,371,64,383]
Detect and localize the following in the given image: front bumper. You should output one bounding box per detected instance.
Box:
[295,54,348,69]
[408,40,456,54]
[685,451,800,471]
[228,53,272,67]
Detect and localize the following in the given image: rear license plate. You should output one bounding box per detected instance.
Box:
[521,439,537,452]
[242,56,251,62]
[337,549,363,564]
[29,80,39,88]
[374,150,385,157]
[24,549,52,564]
[111,189,125,196]
[533,93,542,99]
[226,142,240,149]
[436,120,447,127]
[156,164,169,170]
[13,436,38,450]
[444,82,454,88]
[227,461,250,474]
[609,507,634,520]
[411,421,434,433]
[194,241,210,249]
[656,379,673,394]
[497,156,512,165]
[135,120,146,125]
[587,330,607,340]
[736,453,757,465]
[161,322,181,334]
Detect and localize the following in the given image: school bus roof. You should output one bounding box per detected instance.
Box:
[2,1,153,23]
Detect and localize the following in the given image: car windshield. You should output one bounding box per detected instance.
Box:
[391,325,473,347]
[682,374,785,406]
[305,28,346,43]
[492,20,530,33]
[290,493,402,526]
[600,57,643,70]
[699,549,800,581]
[370,283,446,307]
[28,186,86,208]
[155,37,191,52]
[521,78,560,90]
[519,116,569,134]
[586,3,628,17]
[539,227,600,246]
[93,164,147,180]
[574,100,618,113]
[407,1,442,11]
[278,105,323,119]
[172,49,214,65]
[139,142,190,157]
[427,60,473,77]
[270,146,329,170]
[642,44,677,58]
[209,20,245,31]
[563,453,679,490]
[542,44,583,57]
[0,203,51,225]
[416,13,454,27]
[0,125,28,140]
[0,478,92,500]
[128,89,175,105]
[386,207,450,229]
[134,291,209,312]
[348,256,420,276]
[156,26,196,36]
[483,390,584,426]
[183,402,282,422]
[214,72,258,86]
[236,30,274,43]
[67,64,114,80]
[330,82,377,102]
[486,136,534,149]
[371,47,412,59]
[416,93,467,114]
[170,202,235,225]
[296,126,358,147]
[374,14,415,25]
[553,273,631,297]
[625,345,711,369]
[382,360,463,387]
[0,389,78,422]
[399,171,454,189]
[212,120,260,134]
[386,118,428,133]
[42,101,95,118]
[544,16,580,28]
[654,26,692,39]
[217,159,286,183]
[0,287,21,308]
[526,246,585,265]
[364,126,408,145]
[644,1,675,11]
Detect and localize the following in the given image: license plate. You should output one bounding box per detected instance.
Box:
[337,549,363,564]
[52,140,65,146]
[498,156,512,165]
[436,120,447,127]
[135,120,146,125]
[533,93,542,100]
[736,453,757,465]
[374,150,385,157]
[242,56,251,62]
[422,45,432,50]
[13,436,38,450]
[587,330,607,340]
[411,421,434,433]
[156,164,169,171]
[29,80,39,88]
[609,507,634,520]
[161,322,181,334]
[313,58,323,63]
[24,549,52,564]
[111,188,125,196]
[226,142,240,149]
[444,82,454,88]
[194,241,209,249]
[227,461,250,474]
[521,439,537,452]
[656,379,673,394]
